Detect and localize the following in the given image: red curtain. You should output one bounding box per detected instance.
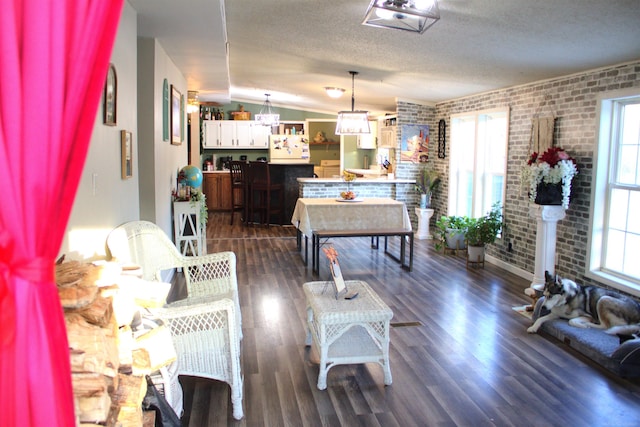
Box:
[0,1,123,425]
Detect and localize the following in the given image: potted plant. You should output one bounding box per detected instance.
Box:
[464,203,503,263]
[434,215,469,251]
[520,146,578,209]
[415,166,441,208]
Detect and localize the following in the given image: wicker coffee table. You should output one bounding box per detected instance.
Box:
[303,280,393,390]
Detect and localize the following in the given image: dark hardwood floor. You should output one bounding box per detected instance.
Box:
[175,212,640,427]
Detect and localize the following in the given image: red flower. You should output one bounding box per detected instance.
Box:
[529,147,575,167]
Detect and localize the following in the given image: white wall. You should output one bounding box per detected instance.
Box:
[137,38,188,234]
[59,1,188,261]
[60,2,139,261]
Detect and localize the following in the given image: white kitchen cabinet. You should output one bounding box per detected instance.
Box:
[203,120,222,148]
[357,120,378,149]
[202,120,271,149]
[219,121,237,147]
[251,123,271,148]
[379,125,397,148]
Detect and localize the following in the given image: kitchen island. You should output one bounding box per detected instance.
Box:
[203,163,314,225]
[269,163,315,224]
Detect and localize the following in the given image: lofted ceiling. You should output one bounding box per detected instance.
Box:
[130,0,640,117]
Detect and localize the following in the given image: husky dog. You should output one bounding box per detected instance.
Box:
[527,271,640,335]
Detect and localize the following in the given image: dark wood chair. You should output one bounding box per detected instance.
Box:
[229,161,245,225]
[247,161,283,226]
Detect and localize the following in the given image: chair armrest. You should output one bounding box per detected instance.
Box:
[156,297,239,339]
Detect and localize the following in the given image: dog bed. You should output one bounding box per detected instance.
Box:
[532,297,640,378]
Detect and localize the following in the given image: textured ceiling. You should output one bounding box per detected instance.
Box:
[130,0,640,116]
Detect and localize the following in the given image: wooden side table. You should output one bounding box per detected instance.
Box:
[303,280,393,390]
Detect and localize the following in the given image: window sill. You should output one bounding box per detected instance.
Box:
[585,269,640,298]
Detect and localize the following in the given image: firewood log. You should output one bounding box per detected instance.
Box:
[68,294,114,327]
[77,392,112,424]
[71,372,109,397]
[65,313,119,377]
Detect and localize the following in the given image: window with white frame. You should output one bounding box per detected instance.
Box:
[449,108,509,218]
[589,92,640,295]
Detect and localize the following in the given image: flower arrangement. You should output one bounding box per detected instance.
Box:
[415,166,441,195]
[520,146,578,209]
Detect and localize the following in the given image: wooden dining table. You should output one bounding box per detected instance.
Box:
[290,197,413,274]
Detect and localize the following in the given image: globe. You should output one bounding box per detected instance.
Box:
[180,165,203,188]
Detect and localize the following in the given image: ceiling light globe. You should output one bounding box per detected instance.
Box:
[324,87,345,98]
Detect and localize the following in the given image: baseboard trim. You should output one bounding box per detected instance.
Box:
[486,254,533,282]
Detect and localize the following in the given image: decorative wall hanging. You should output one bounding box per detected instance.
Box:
[181,92,185,143]
[170,85,182,145]
[121,130,133,179]
[162,79,169,141]
[529,94,557,155]
[437,119,446,159]
[103,64,117,126]
[400,124,429,163]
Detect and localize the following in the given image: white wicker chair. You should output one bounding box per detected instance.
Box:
[107,220,244,419]
[106,220,241,331]
[155,296,243,420]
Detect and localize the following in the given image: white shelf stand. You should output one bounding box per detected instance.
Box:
[173,201,206,256]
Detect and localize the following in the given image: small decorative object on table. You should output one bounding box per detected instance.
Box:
[520,146,578,209]
[173,165,208,231]
[340,170,357,200]
[322,246,357,299]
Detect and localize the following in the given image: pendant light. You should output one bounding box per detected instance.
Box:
[256,93,280,127]
[335,71,370,135]
[362,0,440,34]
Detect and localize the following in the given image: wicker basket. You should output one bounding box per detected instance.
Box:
[231,111,251,120]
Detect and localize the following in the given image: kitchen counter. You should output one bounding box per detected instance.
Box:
[297,177,416,213]
[298,177,413,184]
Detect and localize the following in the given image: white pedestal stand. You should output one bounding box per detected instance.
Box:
[415,208,435,240]
[524,205,565,304]
[173,200,206,256]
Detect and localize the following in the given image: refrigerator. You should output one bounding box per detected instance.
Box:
[269,134,310,164]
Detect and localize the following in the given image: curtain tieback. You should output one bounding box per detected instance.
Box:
[0,253,54,348]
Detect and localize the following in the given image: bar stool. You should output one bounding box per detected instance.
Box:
[248,161,283,226]
[229,161,245,225]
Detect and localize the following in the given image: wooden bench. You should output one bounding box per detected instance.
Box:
[309,228,414,275]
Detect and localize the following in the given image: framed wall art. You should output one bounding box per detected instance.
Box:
[103,64,117,126]
[400,124,429,163]
[121,130,133,179]
[162,79,169,141]
[170,84,182,145]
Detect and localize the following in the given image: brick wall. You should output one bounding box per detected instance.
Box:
[397,60,640,287]
[299,181,414,205]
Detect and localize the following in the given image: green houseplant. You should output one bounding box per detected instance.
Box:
[465,204,503,264]
[415,166,441,208]
[434,215,469,251]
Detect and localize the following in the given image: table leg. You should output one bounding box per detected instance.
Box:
[317,347,329,390]
[382,322,392,385]
[408,233,414,272]
[312,234,320,275]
